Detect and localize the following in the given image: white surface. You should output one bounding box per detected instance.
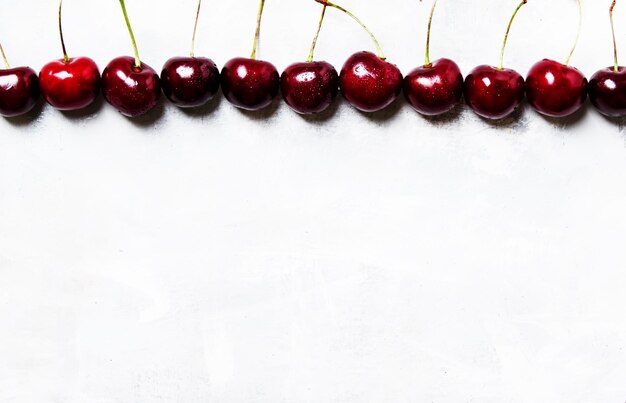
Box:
[1,0,626,402]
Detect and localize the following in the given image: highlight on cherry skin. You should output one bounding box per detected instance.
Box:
[102,0,161,117]
[161,0,220,109]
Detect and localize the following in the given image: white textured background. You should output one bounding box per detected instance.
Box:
[1,0,626,402]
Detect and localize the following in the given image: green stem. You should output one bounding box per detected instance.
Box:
[250,0,266,59]
[190,0,202,57]
[499,0,527,70]
[0,43,9,69]
[425,0,439,67]
[118,0,141,68]
[314,0,385,60]
[308,4,327,62]
[58,0,70,63]
[565,0,582,66]
[610,0,619,72]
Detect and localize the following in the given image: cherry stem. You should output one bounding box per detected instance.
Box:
[499,0,527,70]
[0,43,9,69]
[565,0,582,66]
[118,0,141,68]
[308,4,327,62]
[250,0,266,60]
[314,0,386,60]
[190,0,202,57]
[610,0,619,71]
[58,0,70,63]
[424,0,438,67]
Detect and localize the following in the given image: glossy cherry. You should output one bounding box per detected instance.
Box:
[221,57,279,110]
[526,59,587,117]
[162,57,219,108]
[404,0,463,116]
[340,51,402,113]
[405,58,463,116]
[0,66,40,117]
[161,0,220,108]
[102,56,161,117]
[588,1,626,117]
[464,65,525,120]
[281,61,338,114]
[103,0,161,117]
[39,57,100,110]
[464,0,527,120]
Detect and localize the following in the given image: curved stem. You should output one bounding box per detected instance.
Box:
[308,4,327,62]
[565,0,582,66]
[0,43,9,69]
[58,0,70,63]
[314,0,385,60]
[190,0,202,57]
[610,0,619,71]
[118,0,141,68]
[250,0,266,59]
[499,0,527,70]
[425,0,439,67]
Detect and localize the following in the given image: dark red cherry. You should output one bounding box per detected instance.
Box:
[161,56,220,108]
[588,66,626,118]
[102,56,161,117]
[403,58,463,116]
[281,61,338,114]
[526,59,587,118]
[39,57,100,111]
[0,66,40,117]
[220,57,279,111]
[339,51,403,113]
[464,65,525,120]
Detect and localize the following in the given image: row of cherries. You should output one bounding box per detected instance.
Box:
[1,0,625,120]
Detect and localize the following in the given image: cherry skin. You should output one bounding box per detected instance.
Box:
[588,66,626,118]
[281,61,339,114]
[220,57,279,111]
[102,56,161,117]
[161,57,220,108]
[0,67,40,117]
[39,57,101,111]
[403,58,463,116]
[526,59,587,118]
[464,65,525,120]
[339,51,403,113]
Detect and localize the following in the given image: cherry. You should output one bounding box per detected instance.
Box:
[526,0,587,118]
[281,62,338,114]
[464,0,527,120]
[39,0,100,111]
[280,4,338,114]
[102,0,161,117]
[221,0,279,110]
[0,43,40,117]
[404,0,463,116]
[589,0,626,117]
[161,0,220,108]
[314,0,401,112]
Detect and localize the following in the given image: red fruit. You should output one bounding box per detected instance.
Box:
[161,57,220,108]
[39,57,101,111]
[339,51,403,113]
[0,67,40,117]
[403,58,463,116]
[464,65,525,120]
[281,61,338,114]
[589,67,626,117]
[102,56,161,117]
[526,59,587,118]
[221,57,279,111]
